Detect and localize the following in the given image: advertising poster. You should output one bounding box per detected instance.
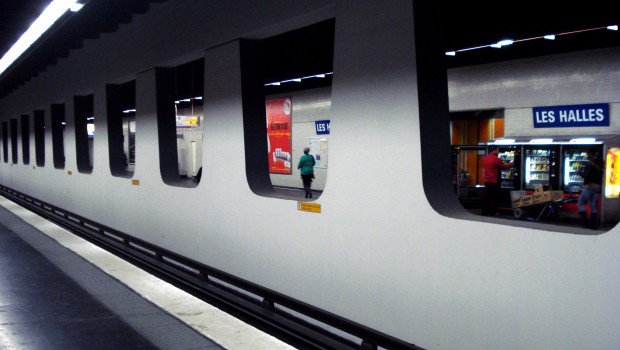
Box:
[266,97,292,174]
[605,148,620,198]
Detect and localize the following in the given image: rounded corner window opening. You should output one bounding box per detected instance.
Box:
[414,3,619,233]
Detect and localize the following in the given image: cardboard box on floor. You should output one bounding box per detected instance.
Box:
[532,185,563,204]
[511,187,563,207]
[511,190,527,208]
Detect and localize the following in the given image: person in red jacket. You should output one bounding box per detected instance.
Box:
[482,145,513,216]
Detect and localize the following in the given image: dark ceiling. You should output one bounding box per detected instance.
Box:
[0,0,165,98]
[0,1,50,56]
[440,1,620,67]
[0,1,619,98]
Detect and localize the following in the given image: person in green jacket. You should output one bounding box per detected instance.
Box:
[297,147,316,198]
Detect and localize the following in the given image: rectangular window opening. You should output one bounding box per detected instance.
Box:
[20,114,30,165]
[155,58,204,188]
[34,110,45,167]
[241,19,334,201]
[74,94,94,173]
[51,103,66,169]
[10,119,18,164]
[107,81,136,178]
[2,122,9,163]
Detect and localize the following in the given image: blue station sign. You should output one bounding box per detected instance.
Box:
[533,103,609,128]
[315,119,330,135]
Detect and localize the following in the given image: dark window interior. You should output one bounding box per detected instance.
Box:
[34,109,45,167]
[20,114,30,165]
[51,103,65,169]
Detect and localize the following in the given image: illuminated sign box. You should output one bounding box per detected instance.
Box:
[532,103,609,128]
[176,115,200,128]
[606,148,620,198]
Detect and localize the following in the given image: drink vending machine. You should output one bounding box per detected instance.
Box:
[497,146,520,190]
[561,144,600,193]
[522,144,560,191]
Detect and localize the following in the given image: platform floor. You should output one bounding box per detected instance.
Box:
[0,197,295,350]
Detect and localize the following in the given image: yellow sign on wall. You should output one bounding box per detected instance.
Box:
[605,148,620,198]
[297,202,321,213]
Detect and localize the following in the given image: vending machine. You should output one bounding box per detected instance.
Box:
[484,142,522,209]
[488,135,620,225]
[558,135,620,225]
[489,137,560,191]
[521,143,560,191]
[497,146,521,190]
[561,144,600,193]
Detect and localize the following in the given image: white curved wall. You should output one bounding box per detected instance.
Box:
[0,1,618,350]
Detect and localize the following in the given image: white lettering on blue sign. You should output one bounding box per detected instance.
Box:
[532,103,609,128]
[315,120,330,135]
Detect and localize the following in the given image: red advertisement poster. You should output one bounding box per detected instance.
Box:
[266,97,292,174]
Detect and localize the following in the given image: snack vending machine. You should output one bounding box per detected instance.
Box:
[522,145,560,191]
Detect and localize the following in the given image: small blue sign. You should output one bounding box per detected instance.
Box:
[533,103,609,128]
[315,120,330,135]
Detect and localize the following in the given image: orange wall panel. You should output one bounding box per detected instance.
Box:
[466,120,478,145]
[494,117,505,138]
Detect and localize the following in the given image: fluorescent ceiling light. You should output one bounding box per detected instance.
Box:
[497,39,514,47]
[529,138,553,144]
[69,2,84,12]
[449,24,617,57]
[174,97,202,103]
[491,39,514,48]
[0,0,84,76]
[493,139,516,144]
[265,72,333,87]
[569,137,597,144]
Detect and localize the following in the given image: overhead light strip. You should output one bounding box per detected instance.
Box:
[445,25,617,57]
[0,0,84,76]
[265,72,333,87]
